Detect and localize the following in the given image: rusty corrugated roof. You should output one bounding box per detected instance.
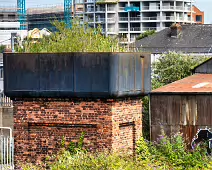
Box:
[152,74,212,93]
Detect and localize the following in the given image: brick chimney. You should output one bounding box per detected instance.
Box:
[170,23,182,38]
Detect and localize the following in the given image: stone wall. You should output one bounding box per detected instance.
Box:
[13,98,142,164]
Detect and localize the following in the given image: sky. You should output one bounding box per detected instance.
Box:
[2,0,212,23]
[195,0,211,24]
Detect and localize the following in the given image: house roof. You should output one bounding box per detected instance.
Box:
[134,24,212,54]
[152,74,212,94]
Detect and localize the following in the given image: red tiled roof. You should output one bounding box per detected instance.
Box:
[152,74,212,93]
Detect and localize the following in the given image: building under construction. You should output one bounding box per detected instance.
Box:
[0,0,77,44]
[0,5,27,46]
[27,4,83,31]
[27,5,65,31]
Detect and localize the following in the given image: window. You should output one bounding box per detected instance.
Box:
[196,15,202,22]
[8,15,16,20]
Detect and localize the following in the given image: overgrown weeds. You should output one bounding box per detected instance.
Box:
[20,131,212,170]
[137,131,212,169]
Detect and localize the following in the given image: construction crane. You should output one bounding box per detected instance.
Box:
[17,0,26,30]
[64,0,72,28]
[17,0,72,30]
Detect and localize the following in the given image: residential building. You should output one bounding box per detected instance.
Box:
[76,0,194,44]
[0,6,19,46]
[0,6,27,46]
[134,24,212,62]
[188,5,204,24]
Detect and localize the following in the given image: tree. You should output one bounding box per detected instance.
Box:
[0,45,5,53]
[152,52,209,89]
[17,20,126,53]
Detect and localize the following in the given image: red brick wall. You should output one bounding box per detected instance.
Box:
[13,98,142,164]
[111,99,142,153]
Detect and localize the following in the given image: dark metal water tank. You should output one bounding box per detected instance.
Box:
[4,52,151,98]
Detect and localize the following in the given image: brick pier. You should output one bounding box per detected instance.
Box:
[13,97,142,164]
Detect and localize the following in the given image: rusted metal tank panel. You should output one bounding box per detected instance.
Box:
[111,53,151,97]
[142,55,151,93]
[4,52,151,98]
[39,53,74,92]
[4,53,40,97]
[74,53,109,95]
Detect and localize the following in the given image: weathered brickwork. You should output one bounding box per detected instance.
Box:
[111,98,142,153]
[13,98,142,164]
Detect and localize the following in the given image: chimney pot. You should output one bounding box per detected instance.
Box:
[170,23,182,38]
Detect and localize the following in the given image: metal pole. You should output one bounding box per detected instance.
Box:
[11,36,15,53]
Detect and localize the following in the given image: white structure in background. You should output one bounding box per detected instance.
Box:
[74,0,194,44]
[0,54,3,92]
[27,28,51,39]
[0,7,27,46]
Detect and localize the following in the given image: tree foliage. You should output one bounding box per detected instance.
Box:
[0,45,5,53]
[152,52,209,89]
[17,20,126,53]
[136,30,156,40]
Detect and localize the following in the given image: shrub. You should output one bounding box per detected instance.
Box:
[137,130,212,169]
[17,20,126,53]
[0,45,5,53]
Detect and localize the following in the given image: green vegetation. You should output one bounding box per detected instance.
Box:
[152,52,209,89]
[17,20,126,53]
[136,131,212,170]
[20,131,212,170]
[0,45,5,53]
[136,30,156,40]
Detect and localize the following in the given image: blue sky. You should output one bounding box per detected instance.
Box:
[195,0,211,23]
[5,0,211,23]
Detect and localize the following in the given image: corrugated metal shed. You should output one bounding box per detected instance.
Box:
[151,74,212,144]
[193,58,212,74]
[4,52,151,98]
[152,74,212,94]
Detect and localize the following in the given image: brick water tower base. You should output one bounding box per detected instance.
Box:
[13,97,142,164]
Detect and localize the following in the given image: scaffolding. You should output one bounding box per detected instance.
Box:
[0,1,74,31]
[17,0,27,30]
[27,5,65,31]
[64,0,72,28]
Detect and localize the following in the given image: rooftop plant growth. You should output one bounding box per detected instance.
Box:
[136,30,156,40]
[16,20,126,53]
